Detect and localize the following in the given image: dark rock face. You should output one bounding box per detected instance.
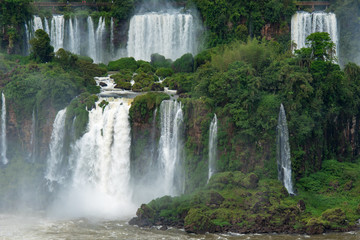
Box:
[99,82,108,87]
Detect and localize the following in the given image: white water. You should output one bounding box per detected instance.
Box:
[1,93,8,165]
[127,11,197,61]
[50,98,135,219]
[27,16,113,63]
[45,108,67,190]
[291,11,338,52]
[28,109,36,162]
[158,100,184,196]
[208,114,218,181]
[276,104,294,195]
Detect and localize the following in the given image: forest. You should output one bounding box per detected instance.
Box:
[0,0,359,236]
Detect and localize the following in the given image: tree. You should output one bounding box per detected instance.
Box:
[305,32,336,62]
[29,29,54,63]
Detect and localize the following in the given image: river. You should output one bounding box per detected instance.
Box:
[0,214,358,240]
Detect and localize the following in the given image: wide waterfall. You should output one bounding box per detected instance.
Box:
[208,114,218,181]
[276,104,294,195]
[1,93,7,165]
[47,98,136,218]
[127,11,197,61]
[158,100,184,196]
[26,15,113,63]
[291,11,338,52]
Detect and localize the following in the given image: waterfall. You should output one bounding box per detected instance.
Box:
[50,15,65,52]
[87,16,96,62]
[68,18,76,54]
[45,108,67,190]
[110,17,114,60]
[55,97,135,218]
[158,100,184,196]
[1,93,8,165]
[127,11,197,61]
[291,11,338,52]
[32,16,43,32]
[95,17,106,64]
[208,114,218,181]
[276,104,294,195]
[28,109,37,162]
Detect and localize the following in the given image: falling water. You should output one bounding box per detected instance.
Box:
[45,108,67,190]
[276,104,294,195]
[127,11,197,61]
[52,97,135,218]
[32,16,43,32]
[158,100,184,196]
[1,93,7,165]
[208,114,218,181]
[28,109,37,162]
[95,17,106,64]
[50,15,65,52]
[87,17,96,62]
[291,11,338,52]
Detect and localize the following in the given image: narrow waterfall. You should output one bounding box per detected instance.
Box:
[95,17,106,64]
[127,11,197,61]
[1,93,8,165]
[208,114,218,181]
[158,100,184,196]
[87,16,96,62]
[45,108,67,190]
[32,16,43,32]
[276,104,294,195]
[50,15,65,52]
[28,109,37,162]
[291,11,338,52]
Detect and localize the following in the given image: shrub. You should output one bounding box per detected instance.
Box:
[150,53,172,68]
[172,53,194,73]
[108,57,138,71]
[155,67,174,78]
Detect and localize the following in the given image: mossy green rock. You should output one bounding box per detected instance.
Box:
[184,208,216,234]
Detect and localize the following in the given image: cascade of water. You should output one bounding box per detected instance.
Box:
[95,17,106,63]
[68,18,76,54]
[28,109,36,162]
[32,16,43,33]
[73,17,81,55]
[127,11,197,61]
[1,93,8,165]
[45,109,67,191]
[61,98,134,218]
[44,18,50,35]
[208,114,218,181]
[50,15,65,52]
[110,17,114,60]
[291,11,338,53]
[158,100,184,196]
[276,104,294,195]
[87,16,96,62]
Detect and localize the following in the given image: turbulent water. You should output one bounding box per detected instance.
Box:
[1,215,358,240]
[1,92,8,165]
[208,114,218,181]
[127,11,198,61]
[276,104,294,195]
[291,11,338,52]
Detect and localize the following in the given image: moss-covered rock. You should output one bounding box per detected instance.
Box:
[184,208,216,234]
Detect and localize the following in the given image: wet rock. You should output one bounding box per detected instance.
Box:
[99,82,108,87]
[159,225,168,231]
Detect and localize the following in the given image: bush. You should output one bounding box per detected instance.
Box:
[150,53,172,68]
[108,57,138,71]
[172,53,194,73]
[155,67,174,78]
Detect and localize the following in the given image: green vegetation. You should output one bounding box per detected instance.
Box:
[30,29,54,63]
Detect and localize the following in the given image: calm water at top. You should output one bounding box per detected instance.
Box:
[0,214,359,240]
